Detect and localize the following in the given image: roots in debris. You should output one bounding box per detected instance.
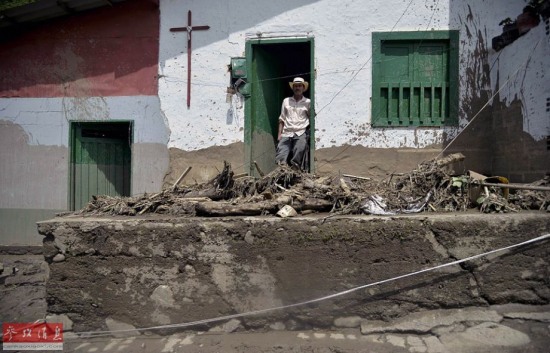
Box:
[74,153,549,217]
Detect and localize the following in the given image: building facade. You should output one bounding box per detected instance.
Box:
[1,0,548,245]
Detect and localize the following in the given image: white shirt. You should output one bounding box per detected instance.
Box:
[279,96,311,137]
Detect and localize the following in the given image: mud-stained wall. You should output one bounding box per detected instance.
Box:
[38,213,549,333]
[157,0,547,181]
[0,96,170,245]
[448,1,549,180]
[490,100,548,182]
[163,143,246,188]
[0,0,168,245]
[163,143,449,185]
[0,121,67,245]
[447,96,549,182]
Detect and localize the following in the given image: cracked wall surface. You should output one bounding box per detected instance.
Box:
[38,213,550,332]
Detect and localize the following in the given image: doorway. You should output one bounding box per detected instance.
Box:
[69,122,132,210]
[244,37,314,176]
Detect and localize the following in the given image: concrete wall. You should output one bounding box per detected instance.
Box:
[0,0,169,246]
[38,213,550,333]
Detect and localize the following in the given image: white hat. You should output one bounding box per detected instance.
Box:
[289,77,309,91]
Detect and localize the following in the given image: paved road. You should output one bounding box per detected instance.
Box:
[59,305,550,353]
[2,254,549,353]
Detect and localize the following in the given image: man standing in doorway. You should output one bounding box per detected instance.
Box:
[276,77,311,170]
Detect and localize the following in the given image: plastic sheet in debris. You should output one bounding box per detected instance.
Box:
[361,195,395,215]
[361,191,432,215]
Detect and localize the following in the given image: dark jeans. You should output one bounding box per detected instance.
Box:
[275,131,309,170]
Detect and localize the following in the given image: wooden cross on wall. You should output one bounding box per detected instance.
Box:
[170,10,210,108]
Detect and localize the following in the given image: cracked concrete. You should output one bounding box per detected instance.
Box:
[35,212,550,334]
[58,305,550,353]
[2,211,550,352]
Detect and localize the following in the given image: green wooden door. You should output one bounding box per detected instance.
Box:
[245,38,314,176]
[70,123,131,210]
[248,45,284,177]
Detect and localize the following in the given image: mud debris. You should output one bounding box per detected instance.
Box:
[74,154,549,217]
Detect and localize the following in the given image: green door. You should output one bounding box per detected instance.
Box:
[245,38,315,176]
[70,122,131,210]
[248,44,284,176]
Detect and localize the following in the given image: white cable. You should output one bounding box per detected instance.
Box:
[72,232,550,339]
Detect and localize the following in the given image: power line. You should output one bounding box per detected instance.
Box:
[68,232,550,338]
[435,38,542,159]
[316,0,441,170]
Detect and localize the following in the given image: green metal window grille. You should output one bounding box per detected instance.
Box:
[372,31,459,127]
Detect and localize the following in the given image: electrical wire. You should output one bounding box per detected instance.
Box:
[68,232,550,339]
[435,38,542,159]
[163,0,535,178]
[315,0,442,170]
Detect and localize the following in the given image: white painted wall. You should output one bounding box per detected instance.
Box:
[0,95,170,210]
[486,7,549,140]
[159,0,452,150]
[159,0,549,151]
[1,95,170,245]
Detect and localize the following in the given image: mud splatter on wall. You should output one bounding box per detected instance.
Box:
[449,0,549,181]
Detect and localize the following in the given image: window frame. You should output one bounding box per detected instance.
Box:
[371,30,459,127]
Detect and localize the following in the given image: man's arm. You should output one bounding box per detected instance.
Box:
[278,120,284,141]
[278,98,287,141]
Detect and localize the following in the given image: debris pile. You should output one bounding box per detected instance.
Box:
[504,176,550,211]
[75,154,549,217]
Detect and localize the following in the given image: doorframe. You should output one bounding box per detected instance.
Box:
[68,121,134,211]
[244,36,315,174]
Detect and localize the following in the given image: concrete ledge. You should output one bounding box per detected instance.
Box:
[37,212,550,333]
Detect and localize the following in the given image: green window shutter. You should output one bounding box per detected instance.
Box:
[372,31,458,127]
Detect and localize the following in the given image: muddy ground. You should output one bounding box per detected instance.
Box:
[2,212,550,353]
[34,213,550,349]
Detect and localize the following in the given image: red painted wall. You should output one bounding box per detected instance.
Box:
[0,0,159,97]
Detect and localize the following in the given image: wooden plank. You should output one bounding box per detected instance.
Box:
[411,84,419,124]
[342,174,371,181]
[172,166,193,189]
[399,84,403,124]
[254,160,265,177]
[419,83,424,122]
[478,182,550,192]
[108,143,116,196]
[97,142,107,197]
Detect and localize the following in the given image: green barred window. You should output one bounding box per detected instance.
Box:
[371,31,459,127]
